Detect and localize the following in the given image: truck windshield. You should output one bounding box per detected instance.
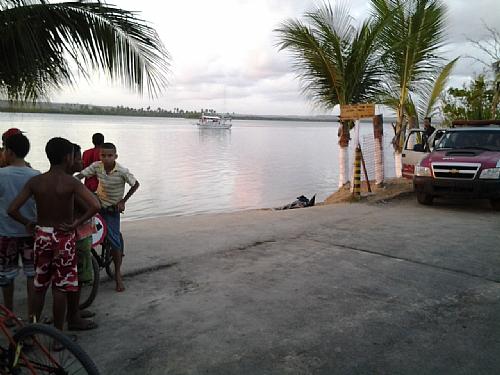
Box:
[435,130,500,151]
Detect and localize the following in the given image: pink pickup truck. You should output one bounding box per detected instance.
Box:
[412,123,500,210]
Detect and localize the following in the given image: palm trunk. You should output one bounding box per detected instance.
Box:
[373,114,384,185]
[392,108,406,178]
[406,116,417,150]
[394,152,402,178]
[338,121,350,187]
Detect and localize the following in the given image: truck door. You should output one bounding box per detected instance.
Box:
[402,129,428,179]
[427,129,446,151]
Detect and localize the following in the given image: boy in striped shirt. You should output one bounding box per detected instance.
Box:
[77,143,139,292]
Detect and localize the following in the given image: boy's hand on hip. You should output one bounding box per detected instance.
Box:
[117,200,126,213]
[58,222,77,232]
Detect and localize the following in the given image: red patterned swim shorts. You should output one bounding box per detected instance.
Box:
[34,227,78,292]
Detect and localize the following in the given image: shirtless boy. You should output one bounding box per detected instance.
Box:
[8,137,100,331]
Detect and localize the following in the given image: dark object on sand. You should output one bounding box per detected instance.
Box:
[279,194,316,210]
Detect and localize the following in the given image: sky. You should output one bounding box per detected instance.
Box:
[52,0,500,116]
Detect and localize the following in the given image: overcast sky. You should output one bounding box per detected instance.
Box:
[52,0,500,116]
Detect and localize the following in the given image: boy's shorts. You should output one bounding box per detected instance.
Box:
[0,236,35,286]
[76,236,93,284]
[34,227,78,292]
[101,210,123,253]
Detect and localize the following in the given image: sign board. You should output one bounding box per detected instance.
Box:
[340,103,375,120]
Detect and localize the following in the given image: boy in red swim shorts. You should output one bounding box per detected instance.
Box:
[8,138,100,332]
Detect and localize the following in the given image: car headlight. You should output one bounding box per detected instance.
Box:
[479,168,500,179]
[415,166,432,177]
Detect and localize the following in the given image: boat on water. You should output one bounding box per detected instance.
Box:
[196,114,232,129]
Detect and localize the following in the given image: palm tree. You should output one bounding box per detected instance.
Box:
[275,2,388,187]
[0,0,169,101]
[371,0,447,177]
[398,58,458,150]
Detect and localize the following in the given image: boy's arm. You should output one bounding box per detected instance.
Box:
[75,162,97,180]
[7,179,35,230]
[59,181,100,231]
[117,181,140,212]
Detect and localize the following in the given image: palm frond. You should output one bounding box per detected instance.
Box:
[419,57,459,119]
[275,2,385,109]
[372,0,448,95]
[0,0,170,101]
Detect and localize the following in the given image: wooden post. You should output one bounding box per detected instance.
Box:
[373,114,384,186]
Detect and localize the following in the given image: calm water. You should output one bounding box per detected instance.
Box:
[1,113,394,221]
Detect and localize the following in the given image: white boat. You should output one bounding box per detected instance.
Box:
[196,114,232,129]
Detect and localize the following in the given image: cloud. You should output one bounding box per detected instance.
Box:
[50,0,500,116]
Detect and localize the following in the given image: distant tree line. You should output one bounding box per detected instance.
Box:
[0,101,339,122]
[0,102,225,119]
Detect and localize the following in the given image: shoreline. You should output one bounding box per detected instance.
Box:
[121,177,414,223]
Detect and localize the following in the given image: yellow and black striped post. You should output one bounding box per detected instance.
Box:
[352,145,362,199]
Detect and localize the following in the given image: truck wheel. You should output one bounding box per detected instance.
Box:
[416,192,433,205]
[491,199,500,211]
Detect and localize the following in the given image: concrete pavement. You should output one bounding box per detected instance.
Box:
[40,196,500,373]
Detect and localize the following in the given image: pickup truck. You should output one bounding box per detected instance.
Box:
[413,126,500,209]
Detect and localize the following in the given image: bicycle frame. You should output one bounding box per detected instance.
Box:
[0,305,60,374]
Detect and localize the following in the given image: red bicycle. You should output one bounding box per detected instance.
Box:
[0,305,99,374]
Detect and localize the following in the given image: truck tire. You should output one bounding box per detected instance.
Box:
[416,192,433,205]
[491,199,500,211]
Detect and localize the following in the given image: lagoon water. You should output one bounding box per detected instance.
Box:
[1,112,394,221]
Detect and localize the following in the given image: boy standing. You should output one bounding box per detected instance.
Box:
[66,143,98,330]
[0,134,39,320]
[8,137,100,332]
[77,142,139,292]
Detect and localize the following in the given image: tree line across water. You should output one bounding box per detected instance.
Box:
[0,101,339,122]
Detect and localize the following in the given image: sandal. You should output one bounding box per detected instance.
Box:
[67,320,98,331]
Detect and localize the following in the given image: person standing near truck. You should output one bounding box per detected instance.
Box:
[423,117,435,137]
[423,117,436,150]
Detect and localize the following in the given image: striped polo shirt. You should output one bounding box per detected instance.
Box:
[80,161,137,208]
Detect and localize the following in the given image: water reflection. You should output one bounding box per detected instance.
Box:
[0,114,395,221]
[198,128,231,145]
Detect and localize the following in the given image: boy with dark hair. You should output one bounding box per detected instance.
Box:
[66,144,98,330]
[77,142,139,292]
[8,137,100,332]
[82,133,105,192]
[1,128,26,168]
[0,133,39,320]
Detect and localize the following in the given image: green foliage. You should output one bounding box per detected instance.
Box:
[441,75,500,124]
[275,2,387,109]
[0,0,170,101]
[371,0,448,152]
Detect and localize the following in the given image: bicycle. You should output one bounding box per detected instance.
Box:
[0,304,100,374]
[78,211,124,310]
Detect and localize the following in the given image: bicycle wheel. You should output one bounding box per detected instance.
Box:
[104,233,123,280]
[103,241,115,280]
[79,256,100,310]
[9,323,100,374]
